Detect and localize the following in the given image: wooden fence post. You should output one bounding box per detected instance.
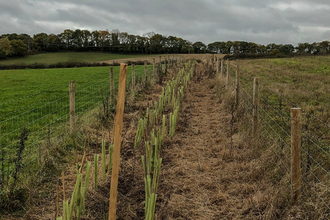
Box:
[221,59,224,76]
[291,108,302,203]
[109,63,127,220]
[153,58,156,75]
[253,78,259,135]
[62,172,66,202]
[132,64,135,91]
[165,57,167,75]
[144,61,147,80]
[110,67,114,105]
[235,66,240,108]
[216,57,219,74]
[226,60,229,85]
[69,81,75,137]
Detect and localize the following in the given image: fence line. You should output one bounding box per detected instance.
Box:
[224,60,330,215]
[0,59,173,189]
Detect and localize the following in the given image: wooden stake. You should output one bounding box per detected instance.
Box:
[62,172,66,202]
[235,66,240,108]
[110,67,115,105]
[56,182,59,218]
[252,78,259,135]
[144,61,147,81]
[226,60,229,85]
[74,138,78,163]
[132,64,135,91]
[153,58,156,75]
[216,57,219,74]
[221,59,224,76]
[291,108,302,203]
[69,81,75,137]
[79,150,86,173]
[109,63,127,220]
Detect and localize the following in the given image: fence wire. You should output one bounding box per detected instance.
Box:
[0,64,150,187]
[226,63,330,215]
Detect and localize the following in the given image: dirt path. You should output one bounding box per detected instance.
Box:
[157,73,274,219]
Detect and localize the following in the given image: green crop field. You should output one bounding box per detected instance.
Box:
[0,65,150,117]
[0,52,152,65]
[0,64,152,177]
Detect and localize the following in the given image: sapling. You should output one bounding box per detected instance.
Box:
[84,161,91,196]
[162,115,166,144]
[94,154,99,190]
[108,144,114,172]
[102,140,106,181]
[145,107,149,119]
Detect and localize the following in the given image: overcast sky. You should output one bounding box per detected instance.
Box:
[1,0,330,45]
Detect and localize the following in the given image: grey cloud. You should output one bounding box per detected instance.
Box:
[1,0,330,45]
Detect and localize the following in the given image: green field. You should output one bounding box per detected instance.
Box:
[0,52,151,65]
[0,64,153,191]
[0,65,150,116]
[234,55,330,114]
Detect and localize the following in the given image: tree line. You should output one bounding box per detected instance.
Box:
[1,29,330,59]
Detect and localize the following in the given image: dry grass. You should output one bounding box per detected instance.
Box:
[234,56,330,115]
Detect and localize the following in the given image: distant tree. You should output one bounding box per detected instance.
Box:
[181,40,193,54]
[110,29,120,52]
[224,41,233,54]
[48,34,61,52]
[127,34,136,53]
[10,39,28,57]
[256,44,267,54]
[0,37,12,58]
[135,35,147,54]
[266,43,280,52]
[59,29,74,49]
[232,41,241,54]
[150,34,166,53]
[33,33,48,51]
[279,44,294,54]
[81,30,91,48]
[119,32,129,52]
[90,30,100,47]
[166,36,182,53]
[73,29,83,48]
[311,42,320,54]
[6,33,19,41]
[99,30,110,51]
[193,41,207,53]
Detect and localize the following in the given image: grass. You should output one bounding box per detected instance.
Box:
[0,64,152,185]
[234,55,330,114]
[219,58,330,219]
[0,65,150,118]
[0,52,152,66]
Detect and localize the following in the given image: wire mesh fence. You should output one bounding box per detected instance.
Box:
[225,61,330,215]
[0,64,152,187]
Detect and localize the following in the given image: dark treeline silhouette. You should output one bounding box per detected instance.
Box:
[1,29,330,59]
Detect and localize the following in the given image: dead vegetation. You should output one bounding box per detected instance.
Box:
[3,57,328,220]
